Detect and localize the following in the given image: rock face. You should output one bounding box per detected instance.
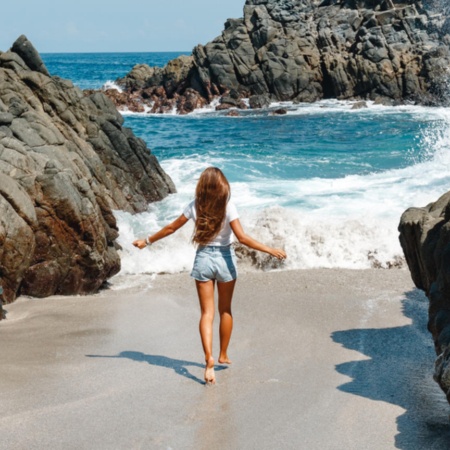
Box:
[0,35,176,306]
[110,0,450,114]
[399,191,450,403]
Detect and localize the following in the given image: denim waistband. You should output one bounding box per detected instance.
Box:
[197,245,233,253]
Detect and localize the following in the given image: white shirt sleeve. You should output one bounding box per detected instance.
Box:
[227,201,239,222]
[183,200,195,220]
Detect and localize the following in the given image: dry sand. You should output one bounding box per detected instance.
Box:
[1,269,450,449]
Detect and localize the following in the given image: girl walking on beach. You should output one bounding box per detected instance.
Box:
[133,167,286,385]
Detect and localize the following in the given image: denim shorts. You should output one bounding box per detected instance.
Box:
[191,245,238,283]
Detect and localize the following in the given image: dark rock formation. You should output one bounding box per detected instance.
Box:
[272,108,288,115]
[109,0,450,114]
[0,35,176,304]
[0,286,4,320]
[108,56,209,114]
[399,191,450,403]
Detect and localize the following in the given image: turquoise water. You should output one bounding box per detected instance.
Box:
[43,52,189,90]
[126,112,423,181]
[41,52,450,273]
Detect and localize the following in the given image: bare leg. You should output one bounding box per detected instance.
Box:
[195,279,216,384]
[217,279,236,364]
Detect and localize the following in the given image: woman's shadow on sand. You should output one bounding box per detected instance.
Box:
[332,288,450,449]
[86,351,227,385]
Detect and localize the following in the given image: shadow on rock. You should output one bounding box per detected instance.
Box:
[332,288,450,449]
[86,351,227,386]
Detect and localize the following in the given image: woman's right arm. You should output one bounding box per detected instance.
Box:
[230,219,287,260]
[132,214,189,249]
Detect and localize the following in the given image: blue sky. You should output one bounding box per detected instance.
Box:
[1,0,245,53]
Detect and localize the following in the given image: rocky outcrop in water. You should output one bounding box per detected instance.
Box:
[399,191,450,403]
[108,0,450,114]
[0,35,175,307]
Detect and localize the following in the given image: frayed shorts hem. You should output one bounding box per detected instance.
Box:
[190,245,238,283]
[190,274,238,283]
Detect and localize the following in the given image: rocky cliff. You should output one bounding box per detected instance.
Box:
[0,35,175,309]
[107,0,450,114]
[399,191,450,403]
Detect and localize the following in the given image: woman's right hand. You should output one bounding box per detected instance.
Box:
[133,239,147,249]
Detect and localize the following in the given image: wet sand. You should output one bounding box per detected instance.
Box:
[1,269,450,449]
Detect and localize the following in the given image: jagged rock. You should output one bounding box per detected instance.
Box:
[399,191,450,404]
[10,35,50,76]
[249,94,271,109]
[0,36,176,304]
[0,285,4,320]
[216,103,233,111]
[117,64,158,91]
[98,88,146,113]
[373,96,395,106]
[351,101,368,109]
[109,0,450,113]
[176,88,208,115]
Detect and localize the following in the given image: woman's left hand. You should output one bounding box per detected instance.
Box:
[271,248,287,260]
[132,239,147,249]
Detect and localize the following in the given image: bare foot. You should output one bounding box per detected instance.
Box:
[218,354,232,364]
[204,357,216,385]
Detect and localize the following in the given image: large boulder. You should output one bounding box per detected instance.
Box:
[0,36,176,306]
[399,191,450,403]
[110,0,450,113]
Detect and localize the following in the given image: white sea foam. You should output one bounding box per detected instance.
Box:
[114,209,196,276]
[112,102,450,279]
[111,95,450,119]
[114,159,450,275]
[102,80,123,92]
[118,97,222,117]
[114,93,450,118]
[193,97,222,114]
[185,98,450,119]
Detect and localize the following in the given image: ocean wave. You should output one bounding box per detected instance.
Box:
[102,80,123,92]
[113,128,450,276]
[117,97,450,119]
[113,204,405,277]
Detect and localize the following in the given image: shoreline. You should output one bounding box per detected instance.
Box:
[117,97,450,117]
[1,268,450,448]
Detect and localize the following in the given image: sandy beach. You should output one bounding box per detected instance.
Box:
[1,268,450,449]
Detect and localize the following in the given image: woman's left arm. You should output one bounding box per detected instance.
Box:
[132,214,189,249]
[230,218,287,260]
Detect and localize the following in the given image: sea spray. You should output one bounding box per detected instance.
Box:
[102,80,123,92]
[413,108,450,167]
[114,202,403,275]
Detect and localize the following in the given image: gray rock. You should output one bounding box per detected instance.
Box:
[351,101,368,109]
[117,64,158,91]
[272,108,288,115]
[373,96,395,106]
[0,285,4,320]
[219,96,240,107]
[0,113,13,125]
[0,51,28,72]
[399,190,450,404]
[10,35,50,76]
[111,0,450,113]
[0,36,176,304]
[249,94,271,109]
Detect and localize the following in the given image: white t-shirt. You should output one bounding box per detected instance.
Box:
[183,200,239,246]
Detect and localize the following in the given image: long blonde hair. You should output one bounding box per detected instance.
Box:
[192,167,230,245]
